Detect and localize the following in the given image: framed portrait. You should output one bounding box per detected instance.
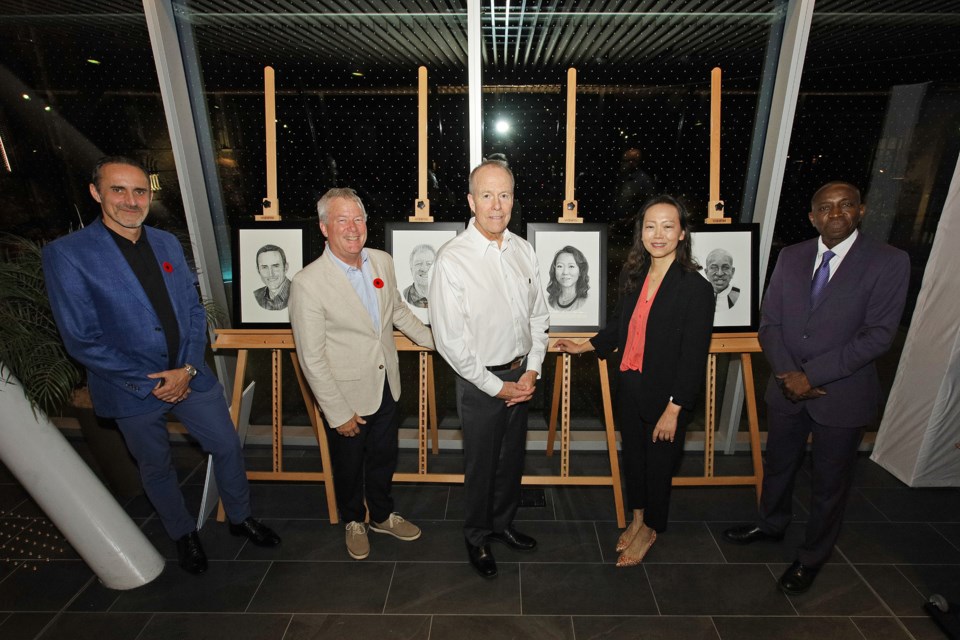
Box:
[527,223,607,332]
[689,223,759,332]
[232,221,308,328]
[385,221,465,324]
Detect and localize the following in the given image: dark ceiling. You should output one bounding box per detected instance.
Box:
[1,1,959,91]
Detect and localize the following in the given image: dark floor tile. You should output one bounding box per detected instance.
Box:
[860,487,960,523]
[0,516,74,561]
[792,485,887,522]
[445,485,560,522]
[0,485,30,512]
[521,564,657,615]
[285,614,431,640]
[0,561,93,611]
[431,614,573,639]
[856,564,928,616]
[899,615,959,640]
[708,522,808,564]
[249,561,393,613]
[573,615,719,640]
[490,520,603,563]
[0,612,55,640]
[35,612,151,640]
[851,617,914,640]
[137,517,252,561]
[139,612,291,640]
[852,459,908,489]
[236,518,345,561]
[646,564,793,616]
[838,522,960,564]
[773,563,886,616]
[895,564,960,604]
[934,523,960,551]
[0,516,30,545]
[245,483,337,519]
[390,484,451,520]
[594,522,726,564]
[712,616,864,639]
[386,561,521,614]
[107,560,270,612]
[668,487,762,523]
[678,453,760,478]
[0,463,17,484]
[551,486,619,521]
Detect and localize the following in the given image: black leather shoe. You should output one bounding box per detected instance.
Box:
[723,525,784,545]
[466,540,498,578]
[229,517,281,547]
[176,531,208,575]
[779,560,820,595]
[488,527,537,551]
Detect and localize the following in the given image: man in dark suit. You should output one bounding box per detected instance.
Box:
[44,156,280,575]
[724,181,909,594]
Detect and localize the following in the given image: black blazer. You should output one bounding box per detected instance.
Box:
[591,260,714,426]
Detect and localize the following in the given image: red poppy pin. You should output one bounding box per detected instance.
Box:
[162,262,173,273]
[373,278,384,289]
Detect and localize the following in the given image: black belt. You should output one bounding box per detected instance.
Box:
[487,356,525,373]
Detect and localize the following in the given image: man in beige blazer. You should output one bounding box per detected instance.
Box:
[289,188,434,560]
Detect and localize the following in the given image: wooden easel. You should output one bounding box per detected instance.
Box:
[212,330,339,523]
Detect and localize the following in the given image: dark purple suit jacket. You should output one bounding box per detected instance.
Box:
[759,232,909,428]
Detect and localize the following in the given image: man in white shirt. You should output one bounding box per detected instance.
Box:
[429,160,550,579]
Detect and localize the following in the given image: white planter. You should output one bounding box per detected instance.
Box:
[0,369,165,589]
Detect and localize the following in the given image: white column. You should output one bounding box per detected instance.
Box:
[0,371,164,590]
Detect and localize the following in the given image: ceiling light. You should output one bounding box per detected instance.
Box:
[495,119,510,134]
[87,59,101,65]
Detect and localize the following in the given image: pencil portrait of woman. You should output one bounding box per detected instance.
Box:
[546,245,589,312]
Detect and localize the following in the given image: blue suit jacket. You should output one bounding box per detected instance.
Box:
[43,219,216,418]
[759,232,909,428]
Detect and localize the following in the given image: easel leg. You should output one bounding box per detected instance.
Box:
[288,353,339,522]
[598,360,626,528]
[427,354,438,455]
[219,349,249,523]
[704,353,717,478]
[546,355,563,457]
[741,353,763,503]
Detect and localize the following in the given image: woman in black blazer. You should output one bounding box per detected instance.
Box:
[556,195,713,567]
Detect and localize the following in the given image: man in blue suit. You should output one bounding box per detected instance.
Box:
[43,157,280,575]
[724,181,909,594]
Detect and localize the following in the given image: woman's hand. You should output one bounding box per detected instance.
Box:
[554,338,594,355]
[652,401,682,443]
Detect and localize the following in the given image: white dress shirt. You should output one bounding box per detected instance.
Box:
[813,229,858,282]
[428,218,550,397]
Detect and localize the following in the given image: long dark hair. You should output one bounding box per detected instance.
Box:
[546,245,590,306]
[622,194,700,293]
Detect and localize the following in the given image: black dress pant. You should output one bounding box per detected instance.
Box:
[325,380,399,524]
[615,369,687,533]
[457,367,528,546]
[758,405,863,568]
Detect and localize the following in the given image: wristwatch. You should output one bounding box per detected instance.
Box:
[183,363,198,378]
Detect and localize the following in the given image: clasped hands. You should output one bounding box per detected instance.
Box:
[148,368,192,404]
[776,371,826,402]
[496,370,538,407]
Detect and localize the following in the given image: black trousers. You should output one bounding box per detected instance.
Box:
[457,367,528,546]
[758,405,863,568]
[325,380,399,524]
[615,369,686,533]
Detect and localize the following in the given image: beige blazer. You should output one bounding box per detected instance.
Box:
[289,248,434,428]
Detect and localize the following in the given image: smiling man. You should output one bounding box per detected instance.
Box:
[43,156,280,575]
[723,181,909,595]
[289,188,433,561]
[253,244,291,310]
[429,159,550,579]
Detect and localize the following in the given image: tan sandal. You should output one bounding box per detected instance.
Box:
[616,530,656,567]
[615,525,640,553]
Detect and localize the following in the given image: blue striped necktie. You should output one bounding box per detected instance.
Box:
[810,250,835,305]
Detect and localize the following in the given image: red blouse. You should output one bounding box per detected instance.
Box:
[620,275,660,372]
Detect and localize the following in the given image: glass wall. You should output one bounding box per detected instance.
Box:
[0,1,185,240]
[768,1,960,431]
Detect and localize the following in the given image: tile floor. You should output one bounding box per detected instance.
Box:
[1,440,958,640]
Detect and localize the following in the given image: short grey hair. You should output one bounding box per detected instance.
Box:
[409,243,436,266]
[705,248,733,266]
[316,187,368,224]
[468,159,514,195]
